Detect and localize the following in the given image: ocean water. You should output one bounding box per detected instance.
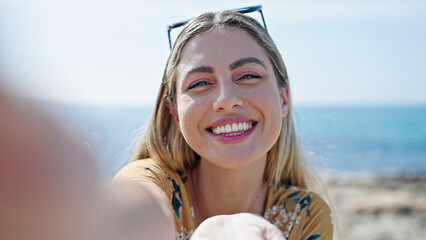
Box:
[48,103,426,178]
[293,107,426,176]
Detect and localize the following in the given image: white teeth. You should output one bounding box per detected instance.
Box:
[211,121,254,136]
[232,123,238,132]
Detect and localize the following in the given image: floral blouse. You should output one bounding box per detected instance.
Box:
[114,159,334,240]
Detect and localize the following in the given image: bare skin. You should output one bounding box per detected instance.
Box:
[104,182,175,240]
[173,28,289,228]
[190,156,269,226]
[0,90,97,240]
[191,213,284,240]
[0,87,175,240]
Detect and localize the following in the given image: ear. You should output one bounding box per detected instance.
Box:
[280,87,289,118]
[168,103,181,131]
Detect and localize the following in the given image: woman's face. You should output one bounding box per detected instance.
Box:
[173,28,288,170]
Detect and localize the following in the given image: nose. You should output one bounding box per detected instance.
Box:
[212,83,243,112]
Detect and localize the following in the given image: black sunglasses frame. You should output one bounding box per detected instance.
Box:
[166,5,267,49]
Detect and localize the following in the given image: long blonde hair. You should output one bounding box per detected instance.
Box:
[133,11,314,188]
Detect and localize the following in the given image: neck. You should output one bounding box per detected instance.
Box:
[190,157,268,226]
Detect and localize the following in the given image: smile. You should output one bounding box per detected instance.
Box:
[209,121,256,136]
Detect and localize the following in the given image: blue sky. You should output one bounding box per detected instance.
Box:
[1,0,425,106]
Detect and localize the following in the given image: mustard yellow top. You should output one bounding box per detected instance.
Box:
[114,159,334,240]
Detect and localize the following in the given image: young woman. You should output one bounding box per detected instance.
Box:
[114,10,334,240]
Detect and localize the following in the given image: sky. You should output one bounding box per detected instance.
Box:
[0,0,425,107]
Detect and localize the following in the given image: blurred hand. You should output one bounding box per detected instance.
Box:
[0,89,175,240]
[191,213,284,240]
[0,90,99,240]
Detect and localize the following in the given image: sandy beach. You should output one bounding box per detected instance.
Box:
[327,174,426,240]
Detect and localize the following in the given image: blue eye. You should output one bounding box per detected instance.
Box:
[188,80,212,90]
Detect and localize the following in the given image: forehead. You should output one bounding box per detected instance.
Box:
[178,28,270,70]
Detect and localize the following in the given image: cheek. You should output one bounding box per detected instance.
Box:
[249,85,283,130]
[177,95,206,135]
[250,85,282,112]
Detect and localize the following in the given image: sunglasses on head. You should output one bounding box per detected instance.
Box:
[166,5,268,49]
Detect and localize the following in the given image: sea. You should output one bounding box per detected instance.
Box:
[47,103,426,179]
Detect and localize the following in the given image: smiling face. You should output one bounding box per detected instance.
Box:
[173,28,288,170]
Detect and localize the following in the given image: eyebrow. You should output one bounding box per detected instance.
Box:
[185,65,214,77]
[229,57,266,70]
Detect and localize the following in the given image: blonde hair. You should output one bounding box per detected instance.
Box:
[134,11,314,188]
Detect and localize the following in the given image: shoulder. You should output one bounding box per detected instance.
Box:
[267,185,331,216]
[114,158,177,181]
[265,185,334,240]
[113,158,186,195]
[114,158,165,177]
[113,158,193,229]
[265,185,322,221]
